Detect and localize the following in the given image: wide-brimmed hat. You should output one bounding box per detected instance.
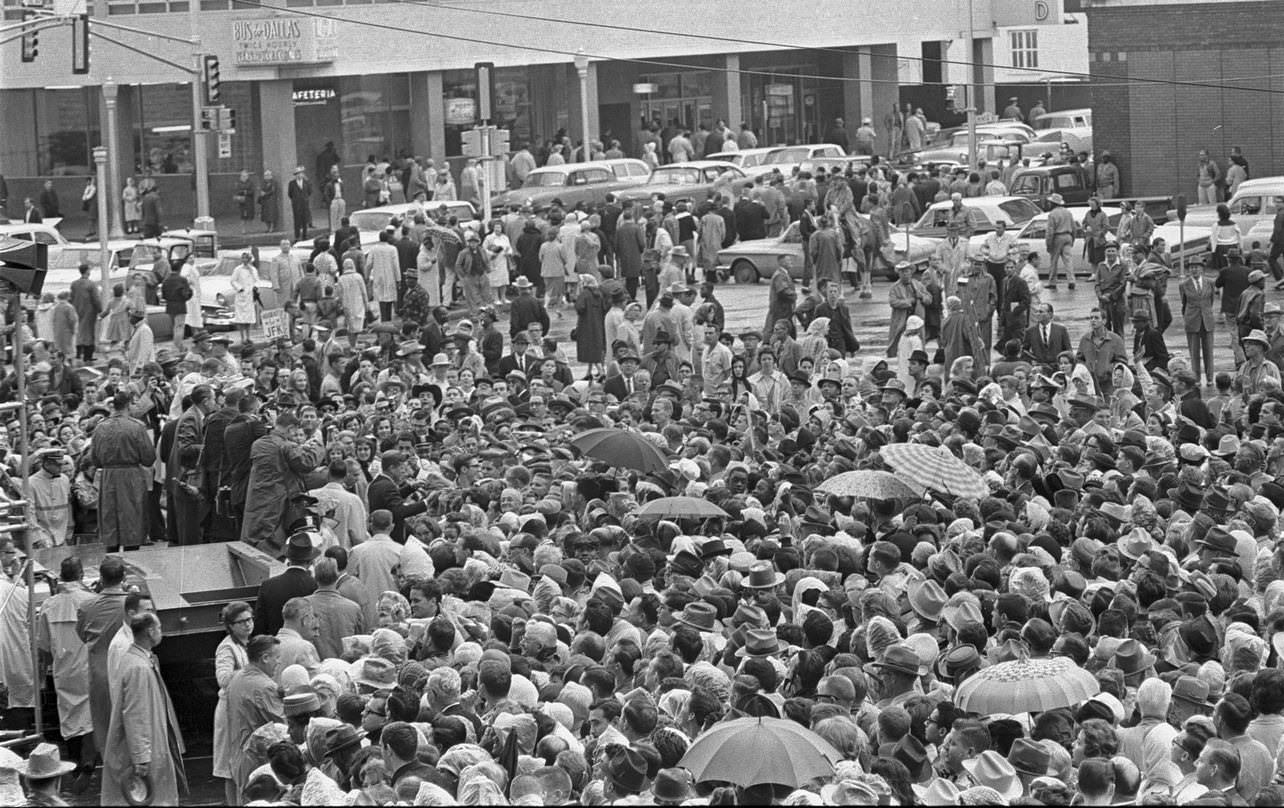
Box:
[962,751,1023,800]
[355,657,397,691]
[1007,737,1051,777]
[735,627,783,658]
[907,578,947,623]
[1171,675,1214,708]
[674,602,718,633]
[912,779,962,804]
[323,725,365,758]
[866,644,922,678]
[285,531,320,563]
[1110,639,1157,676]
[18,743,76,780]
[1196,526,1237,556]
[512,276,534,289]
[1242,329,1270,347]
[742,561,785,590]
[1047,193,1065,206]
[396,341,424,357]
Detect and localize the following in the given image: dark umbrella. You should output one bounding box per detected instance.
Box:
[569,427,670,473]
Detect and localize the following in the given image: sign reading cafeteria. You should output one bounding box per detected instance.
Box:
[231,17,338,66]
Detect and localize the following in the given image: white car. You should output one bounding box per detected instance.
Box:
[198,252,275,311]
[347,201,476,232]
[910,196,1044,241]
[1032,108,1093,155]
[758,143,848,176]
[704,147,785,178]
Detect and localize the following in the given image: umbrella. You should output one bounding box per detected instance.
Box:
[423,224,461,245]
[569,427,669,473]
[680,716,842,788]
[879,443,989,500]
[954,655,1100,714]
[634,496,729,521]
[817,469,923,500]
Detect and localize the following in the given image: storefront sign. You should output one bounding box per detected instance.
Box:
[292,87,336,106]
[445,97,477,126]
[232,18,338,66]
[992,0,1059,26]
[766,83,793,97]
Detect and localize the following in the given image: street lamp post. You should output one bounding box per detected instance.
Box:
[574,50,592,162]
[93,148,111,292]
[966,0,977,171]
[102,79,125,239]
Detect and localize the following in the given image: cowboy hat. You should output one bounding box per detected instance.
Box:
[961,751,1023,800]
[866,644,922,678]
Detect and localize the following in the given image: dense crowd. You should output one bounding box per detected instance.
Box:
[1,126,1284,807]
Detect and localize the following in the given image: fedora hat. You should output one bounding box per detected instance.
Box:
[396,340,424,357]
[674,602,718,633]
[736,627,783,658]
[1110,639,1157,676]
[512,275,534,289]
[700,538,732,560]
[1243,329,1270,347]
[323,725,365,758]
[907,578,947,623]
[1171,675,1214,708]
[937,644,982,682]
[606,745,648,794]
[894,734,932,781]
[355,657,397,691]
[1118,526,1157,560]
[961,750,1023,800]
[285,531,320,563]
[912,779,962,804]
[18,743,75,780]
[941,599,983,632]
[1007,737,1051,778]
[1196,526,1237,556]
[867,644,922,678]
[742,561,785,590]
[652,768,694,803]
[1047,193,1065,206]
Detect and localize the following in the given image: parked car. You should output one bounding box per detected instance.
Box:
[1031,108,1093,155]
[758,144,848,176]
[704,147,785,178]
[198,252,275,322]
[909,196,1044,240]
[490,158,650,211]
[345,201,477,232]
[718,219,937,284]
[1167,176,1284,230]
[905,126,1035,166]
[43,242,136,299]
[1008,165,1094,210]
[615,161,754,207]
[797,156,875,177]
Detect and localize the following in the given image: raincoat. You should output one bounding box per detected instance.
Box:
[36,583,95,738]
[101,644,186,806]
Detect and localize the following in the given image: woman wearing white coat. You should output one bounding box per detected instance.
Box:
[180,255,203,333]
[229,252,260,342]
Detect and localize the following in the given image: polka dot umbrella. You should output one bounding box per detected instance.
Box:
[954,654,1101,715]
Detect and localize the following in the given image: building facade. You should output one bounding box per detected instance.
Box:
[1087,0,1284,198]
[1,0,1065,229]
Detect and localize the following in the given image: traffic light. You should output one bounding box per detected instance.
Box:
[71,14,89,74]
[20,11,38,63]
[203,54,221,106]
[490,127,510,155]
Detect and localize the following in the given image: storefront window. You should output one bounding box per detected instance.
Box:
[35,88,100,176]
[639,70,713,132]
[134,83,194,175]
[340,74,412,165]
[443,67,530,157]
[495,67,531,151]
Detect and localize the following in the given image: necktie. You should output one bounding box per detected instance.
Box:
[627,378,633,395]
[1043,326,1049,345]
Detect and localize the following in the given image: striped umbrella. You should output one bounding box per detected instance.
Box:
[879,443,989,500]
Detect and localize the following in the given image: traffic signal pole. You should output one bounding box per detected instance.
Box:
[190,33,210,221]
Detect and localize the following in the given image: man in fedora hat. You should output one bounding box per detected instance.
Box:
[20,741,77,804]
[288,166,312,241]
[1237,329,1280,398]
[866,644,923,709]
[1045,191,1076,290]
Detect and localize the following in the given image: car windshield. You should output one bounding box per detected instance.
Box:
[524,172,567,188]
[766,147,809,164]
[1011,175,1041,194]
[203,257,240,277]
[650,167,701,185]
[1032,117,1060,130]
[350,211,397,231]
[49,249,109,270]
[999,199,1043,223]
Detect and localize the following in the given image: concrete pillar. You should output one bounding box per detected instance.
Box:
[976,37,996,115]
[106,84,138,203]
[840,46,897,154]
[257,79,297,231]
[424,71,446,163]
[0,91,38,177]
[713,54,743,130]
[408,72,433,161]
[567,62,601,154]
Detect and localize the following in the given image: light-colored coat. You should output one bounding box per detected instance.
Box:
[37,584,95,738]
[101,643,186,806]
[367,242,401,303]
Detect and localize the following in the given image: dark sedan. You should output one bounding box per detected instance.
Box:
[615,161,754,207]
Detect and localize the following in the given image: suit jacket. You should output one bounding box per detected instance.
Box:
[1180,275,1217,333]
[1022,322,1072,366]
[253,567,317,636]
[23,208,41,223]
[288,178,311,211]
[1178,389,1215,430]
[604,373,640,401]
[366,474,427,543]
[167,405,205,487]
[814,301,861,355]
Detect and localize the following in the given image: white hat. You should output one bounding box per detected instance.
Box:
[906,315,924,332]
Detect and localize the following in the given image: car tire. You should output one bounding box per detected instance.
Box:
[732,260,759,285]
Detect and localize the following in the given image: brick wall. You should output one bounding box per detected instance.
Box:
[1087,1,1284,197]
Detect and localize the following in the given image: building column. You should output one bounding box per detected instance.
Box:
[712,54,743,129]
[423,71,446,163]
[257,79,297,231]
[842,46,898,154]
[567,62,601,152]
[975,37,995,115]
[408,72,433,161]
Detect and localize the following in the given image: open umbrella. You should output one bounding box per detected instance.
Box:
[879,443,989,500]
[423,224,461,245]
[818,469,923,500]
[954,655,1100,714]
[569,427,669,473]
[634,496,729,521]
[680,716,842,788]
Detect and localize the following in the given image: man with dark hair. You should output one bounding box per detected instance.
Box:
[1215,694,1272,803]
[382,721,435,791]
[1196,739,1247,806]
[169,383,217,545]
[366,451,428,543]
[306,557,364,659]
[75,555,128,758]
[90,391,156,550]
[241,410,326,555]
[309,460,368,549]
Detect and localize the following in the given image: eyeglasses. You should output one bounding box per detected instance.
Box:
[231,617,254,625]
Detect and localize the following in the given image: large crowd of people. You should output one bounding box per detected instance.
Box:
[0,127,1284,807]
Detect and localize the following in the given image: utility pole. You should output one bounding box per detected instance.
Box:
[93,148,111,291]
[966,0,978,171]
[190,34,210,222]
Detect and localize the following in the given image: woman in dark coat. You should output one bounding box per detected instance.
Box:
[234,170,255,233]
[258,169,278,232]
[574,274,607,377]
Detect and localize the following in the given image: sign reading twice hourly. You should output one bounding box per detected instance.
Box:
[232,18,338,66]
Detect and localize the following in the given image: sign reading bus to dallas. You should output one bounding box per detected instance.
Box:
[232,18,338,66]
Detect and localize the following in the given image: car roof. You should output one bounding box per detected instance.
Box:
[1021,206,1123,223]
[709,147,780,158]
[653,160,739,169]
[1231,177,1284,192]
[1034,109,1091,119]
[528,158,647,174]
[926,195,1030,210]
